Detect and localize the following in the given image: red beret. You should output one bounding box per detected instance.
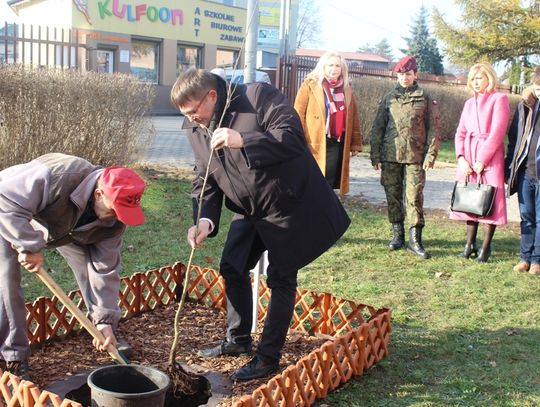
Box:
[394,56,417,73]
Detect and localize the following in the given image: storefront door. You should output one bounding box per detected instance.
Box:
[96,50,114,74]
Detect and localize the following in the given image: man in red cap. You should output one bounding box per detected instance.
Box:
[0,153,146,379]
[370,55,441,259]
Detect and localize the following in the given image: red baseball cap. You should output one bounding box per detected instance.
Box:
[394,56,417,73]
[101,167,146,226]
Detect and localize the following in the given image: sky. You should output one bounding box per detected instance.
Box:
[1,1,18,22]
[316,0,461,60]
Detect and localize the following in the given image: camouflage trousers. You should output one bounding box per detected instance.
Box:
[380,162,425,228]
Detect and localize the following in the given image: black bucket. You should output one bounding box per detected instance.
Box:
[87,365,170,407]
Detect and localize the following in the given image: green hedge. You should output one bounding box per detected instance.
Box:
[352,76,520,143]
[0,64,156,169]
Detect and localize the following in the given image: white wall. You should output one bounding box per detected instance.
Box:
[13,0,72,27]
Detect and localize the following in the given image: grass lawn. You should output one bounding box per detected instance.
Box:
[437,139,458,164]
[361,139,456,164]
[25,169,539,407]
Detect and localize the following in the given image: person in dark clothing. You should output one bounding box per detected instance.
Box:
[505,69,540,276]
[170,68,350,381]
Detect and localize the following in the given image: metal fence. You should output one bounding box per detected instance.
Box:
[0,22,82,69]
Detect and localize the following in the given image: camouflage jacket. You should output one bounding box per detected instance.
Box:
[370,83,441,165]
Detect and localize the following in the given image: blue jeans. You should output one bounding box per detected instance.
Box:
[517,173,540,264]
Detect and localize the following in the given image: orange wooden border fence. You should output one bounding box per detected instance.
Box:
[0,262,391,407]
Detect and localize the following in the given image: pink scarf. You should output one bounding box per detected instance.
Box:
[322,77,346,141]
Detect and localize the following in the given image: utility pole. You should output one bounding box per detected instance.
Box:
[279,0,290,59]
[244,0,259,83]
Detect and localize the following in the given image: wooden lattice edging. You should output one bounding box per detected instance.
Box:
[233,308,391,407]
[0,262,391,407]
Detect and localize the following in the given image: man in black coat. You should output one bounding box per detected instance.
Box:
[171,68,350,380]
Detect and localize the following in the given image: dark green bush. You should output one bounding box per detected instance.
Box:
[352,76,520,143]
[0,64,155,169]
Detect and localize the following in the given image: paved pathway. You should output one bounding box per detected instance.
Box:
[141,116,195,169]
[141,116,520,223]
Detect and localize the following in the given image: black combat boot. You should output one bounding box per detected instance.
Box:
[407,226,430,259]
[388,222,405,250]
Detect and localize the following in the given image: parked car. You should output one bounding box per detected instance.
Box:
[222,68,272,85]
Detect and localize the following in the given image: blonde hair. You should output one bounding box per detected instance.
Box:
[306,50,349,86]
[467,62,498,93]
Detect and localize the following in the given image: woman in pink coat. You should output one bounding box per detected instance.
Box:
[450,62,510,262]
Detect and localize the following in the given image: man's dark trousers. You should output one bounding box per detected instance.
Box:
[220,219,298,364]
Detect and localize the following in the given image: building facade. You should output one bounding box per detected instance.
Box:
[7,0,296,113]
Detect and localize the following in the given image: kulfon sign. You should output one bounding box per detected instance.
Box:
[72,0,246,46]
[97,0,183,25]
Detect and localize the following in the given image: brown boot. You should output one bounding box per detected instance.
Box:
[529,263,540,276]
[513,261,530,273]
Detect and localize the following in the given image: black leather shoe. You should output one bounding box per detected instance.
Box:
[231,356,279,381]
[460,243,478,259]
[5,360,30,380]
[198,340,252,358]
[476,248,491,263]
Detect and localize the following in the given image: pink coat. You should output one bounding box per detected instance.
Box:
[449,91,510,224]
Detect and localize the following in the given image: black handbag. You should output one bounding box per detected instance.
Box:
[450,175,496,217]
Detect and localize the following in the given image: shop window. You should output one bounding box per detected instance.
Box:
[177,45,201,75]
[131,39,160,84]
[216,49,239,67]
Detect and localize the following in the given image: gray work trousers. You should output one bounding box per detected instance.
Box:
[0,238,118,362]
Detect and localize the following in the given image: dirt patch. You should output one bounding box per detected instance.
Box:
[136,164,194,180]
[28,299,327,406]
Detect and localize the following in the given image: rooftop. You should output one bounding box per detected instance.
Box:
[296,48,390,63]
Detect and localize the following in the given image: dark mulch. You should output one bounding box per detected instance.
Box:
[27,299,327,406]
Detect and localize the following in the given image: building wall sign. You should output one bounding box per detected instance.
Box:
[259,5,280,27]
[73,0,92,24]
[258,27,279,47]
[72,0,246,47]
[83,31,130,43]
[97,0,184,25]
[196,8,243,43]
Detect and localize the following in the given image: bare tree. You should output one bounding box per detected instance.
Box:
[296,0,321,48]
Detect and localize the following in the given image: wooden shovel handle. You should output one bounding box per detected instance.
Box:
[34,267,127,365]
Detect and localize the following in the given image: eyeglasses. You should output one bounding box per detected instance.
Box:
[180,91,210,118]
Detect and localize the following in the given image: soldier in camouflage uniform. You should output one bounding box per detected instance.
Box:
[370,56,441,259]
